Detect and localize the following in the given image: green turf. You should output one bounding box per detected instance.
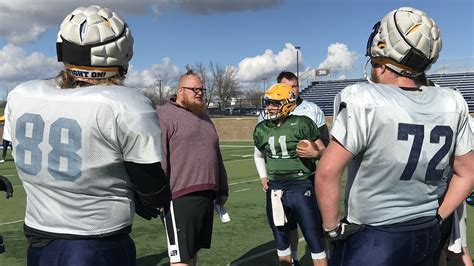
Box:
[0,142,473,265]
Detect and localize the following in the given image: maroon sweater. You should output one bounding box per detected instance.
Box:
[156,102,229,199]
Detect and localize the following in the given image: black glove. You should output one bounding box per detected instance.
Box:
[0,175,13,199]
[0,235,5,254]
[467,192,474,207]
[134,194,161,220]
[324,220,364,242]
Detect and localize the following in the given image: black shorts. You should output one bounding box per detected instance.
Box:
[164,190,215,263]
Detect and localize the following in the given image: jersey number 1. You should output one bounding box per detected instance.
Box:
[268,136,290,159]
[397,123,453,181]
[15,113,82,182]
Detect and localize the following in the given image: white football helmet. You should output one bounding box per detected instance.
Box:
[366,7,442,76]
[56,5,133,78]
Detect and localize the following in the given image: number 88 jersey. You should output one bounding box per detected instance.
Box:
[253,115,320,182]
[3,79,163,236]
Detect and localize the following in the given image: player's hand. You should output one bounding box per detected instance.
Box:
[135,201,160,220]
[261,177,269,192]
[0,175,13,199]
[296,140,321,158]
[324,220,364,242]
[466,192,474,206]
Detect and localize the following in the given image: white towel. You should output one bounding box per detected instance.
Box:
[447,203,468,253]
[271,189,287,226]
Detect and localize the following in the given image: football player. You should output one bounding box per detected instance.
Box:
[253,83,327,266]
[255,71,328,265]
[315,7,473,266]
[3,5,170,265]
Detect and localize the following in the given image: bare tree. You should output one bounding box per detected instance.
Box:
[244,88,263,107]
[141,69,177,107]
[209,62,241,110]
[192,62,214,107]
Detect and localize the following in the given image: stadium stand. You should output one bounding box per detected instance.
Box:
[300,72,474,116]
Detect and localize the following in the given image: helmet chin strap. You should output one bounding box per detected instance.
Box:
[363,59,376,84]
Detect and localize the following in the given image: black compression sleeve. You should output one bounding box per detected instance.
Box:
[318,124,330,147]
[124,161,171,207]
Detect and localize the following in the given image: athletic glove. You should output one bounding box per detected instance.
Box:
[134,194,161,220]
[0,235,4,254]
[467,192,474,207]
[0,175,13,199]
[324,219,364,242]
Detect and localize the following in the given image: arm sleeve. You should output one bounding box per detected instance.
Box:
[318,124,330,147]
[331,102,370,155]
[124,161,171,208]
[254,147,268,179]
[453,97,472,156]
[118,98,163,164]
[314,104,326,128]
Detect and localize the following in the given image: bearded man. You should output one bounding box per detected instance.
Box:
[155,70,229,266]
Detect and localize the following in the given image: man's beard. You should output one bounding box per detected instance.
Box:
[183,96,206,114]
[370,72,380,83]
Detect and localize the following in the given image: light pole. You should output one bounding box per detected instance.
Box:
[262,77,267,92]
[295,46,301,88]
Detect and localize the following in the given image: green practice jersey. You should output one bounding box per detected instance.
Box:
[253,115,321,181]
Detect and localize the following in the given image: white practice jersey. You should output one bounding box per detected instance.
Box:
[332,82,471,226]
[258,99,326,127]
[4,80,163,236]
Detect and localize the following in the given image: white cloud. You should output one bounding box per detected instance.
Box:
[0,0,279,45]
[0,44,61,89]
[318,42,358,70]
[125,57,180,89]
[236,43,302,83]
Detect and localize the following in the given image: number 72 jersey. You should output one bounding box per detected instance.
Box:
[332,82,472,226]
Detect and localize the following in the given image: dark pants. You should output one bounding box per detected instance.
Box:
[2,140,11,159]
[266,187,325,255]
[329,222,440,266]
[27,234,136,266]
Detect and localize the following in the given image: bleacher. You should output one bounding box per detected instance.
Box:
[300,72,474,116]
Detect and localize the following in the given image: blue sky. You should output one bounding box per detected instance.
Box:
[0,0,473,97]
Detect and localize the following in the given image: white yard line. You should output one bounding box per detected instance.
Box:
[224,158,254,163]
[229,179,259,186]
[1,174,18,177]
[233,188,251,193]
[0,219,23,226]
[220,145,254,148]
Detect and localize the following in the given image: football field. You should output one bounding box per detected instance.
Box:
[0,141,472,265]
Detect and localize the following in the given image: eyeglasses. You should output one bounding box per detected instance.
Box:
[182,87,206,94]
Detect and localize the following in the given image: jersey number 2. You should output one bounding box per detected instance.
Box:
[397,123,453,181]
[15,113,82,182]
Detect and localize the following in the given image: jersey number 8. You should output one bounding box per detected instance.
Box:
[15,113,82,182]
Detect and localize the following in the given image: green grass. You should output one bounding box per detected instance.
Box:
[0,142,473,265]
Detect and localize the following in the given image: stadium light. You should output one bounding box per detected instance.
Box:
[295,46,301,88]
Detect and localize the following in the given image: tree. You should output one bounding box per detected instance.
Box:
[141,69,176,107]
[209,62,241,110]
[244,87,263,107]
[192,62,214,107]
